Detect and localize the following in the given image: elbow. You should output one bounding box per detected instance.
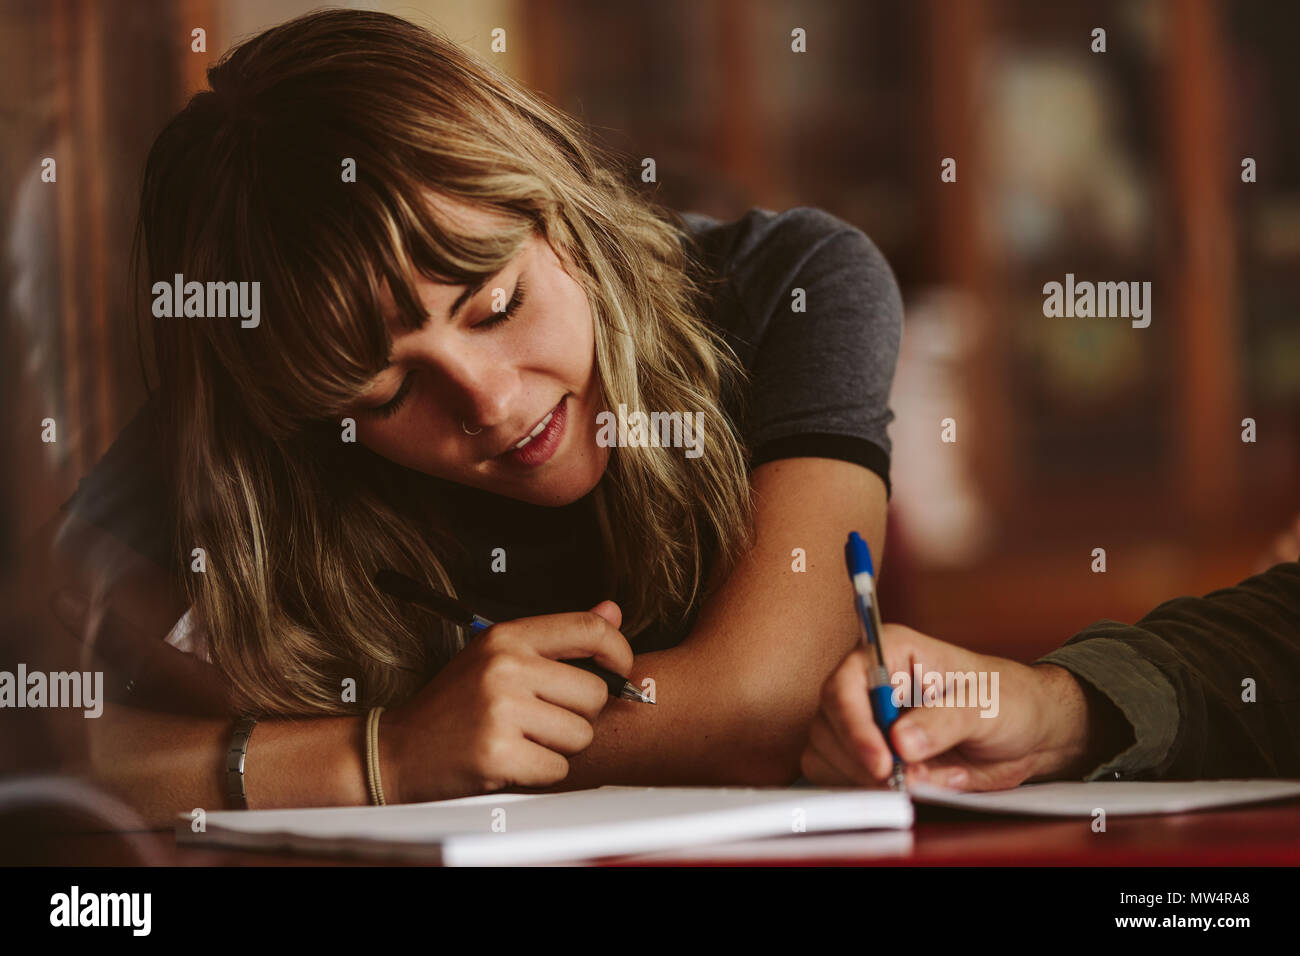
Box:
[729,754,804,787]
[711,676,822,786]
[725,743,806,786]
[720,717,810,786]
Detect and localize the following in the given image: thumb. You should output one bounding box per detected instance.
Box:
[588,599,622,629]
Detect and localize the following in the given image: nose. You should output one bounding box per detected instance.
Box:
[414,337,520,432]
[460,384,515,432]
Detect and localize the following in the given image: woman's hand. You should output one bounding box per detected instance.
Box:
[379,600,633,803]
[801,623,1121,791]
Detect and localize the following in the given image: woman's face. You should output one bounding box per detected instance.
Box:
[346,202,611,506]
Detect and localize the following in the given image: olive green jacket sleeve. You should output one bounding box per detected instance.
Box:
[1035,561,1300,781]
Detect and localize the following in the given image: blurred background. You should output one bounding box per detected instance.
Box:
[1,0,1297,662]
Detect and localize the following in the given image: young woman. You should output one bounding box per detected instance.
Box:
[47,9,901,823]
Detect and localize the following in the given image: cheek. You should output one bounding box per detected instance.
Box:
[561,287,597,378]
[358,421,413,465]
[528,284,596,380]
[360,414,453,471]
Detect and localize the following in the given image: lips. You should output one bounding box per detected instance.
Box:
[493,395,566,468]
[510,405,558,451]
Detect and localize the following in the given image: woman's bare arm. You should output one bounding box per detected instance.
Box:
[23,508,624,823]
[15,511,373,828]
[21,452,886,816]
[553,457,888,789]
[81,703,368,827]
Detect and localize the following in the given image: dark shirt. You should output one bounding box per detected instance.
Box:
[63,207,905,651]
[1037,561,1300,780]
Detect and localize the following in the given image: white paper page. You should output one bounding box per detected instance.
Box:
[179,786,912,866]
[909,779,1300,817]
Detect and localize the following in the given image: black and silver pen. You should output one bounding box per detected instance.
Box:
[373,569,653,704]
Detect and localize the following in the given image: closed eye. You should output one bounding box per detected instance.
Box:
[361,275,527,419]
[476,276,528,330]
[367,372,415,418]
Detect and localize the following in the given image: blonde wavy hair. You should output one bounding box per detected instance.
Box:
[135,9,755,716]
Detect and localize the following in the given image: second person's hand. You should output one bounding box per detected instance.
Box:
[801,623,1129,791]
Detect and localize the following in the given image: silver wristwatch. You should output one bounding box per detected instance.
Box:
[225,716,258,809]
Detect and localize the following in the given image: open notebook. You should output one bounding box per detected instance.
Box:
[179,787,910,866]
[177,779,1300,866]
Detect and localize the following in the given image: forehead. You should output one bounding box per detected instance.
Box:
[376,194,520,327]
[424,192,516,234]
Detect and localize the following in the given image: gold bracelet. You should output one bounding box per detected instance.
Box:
[365,706,386,806]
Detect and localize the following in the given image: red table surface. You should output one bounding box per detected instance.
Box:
[9,798,1300,866]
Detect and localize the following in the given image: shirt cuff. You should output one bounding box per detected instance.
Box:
[749,433,891,498]
[1034,636,1180,781]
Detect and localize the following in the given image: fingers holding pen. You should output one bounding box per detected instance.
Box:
[494,607,634,680]
[818,647,896,780]
[805,712,884,786]
[808,637,992,787]
[889,702,972,765]
[798,647,903,787]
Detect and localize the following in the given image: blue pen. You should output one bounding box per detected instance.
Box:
[844,532,906,791]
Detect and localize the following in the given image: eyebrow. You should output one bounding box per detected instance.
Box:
[381,276,490,370]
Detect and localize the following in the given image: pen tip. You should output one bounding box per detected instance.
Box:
[619,684,654,704]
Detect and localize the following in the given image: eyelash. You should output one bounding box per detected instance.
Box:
[367,278,528,419]
[372,373,415,418]
[477,276,528,330]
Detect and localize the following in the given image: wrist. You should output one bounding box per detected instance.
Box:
[1026,663,1096,779]
[375,706,403,805]
[243,714,371,809]
[332,714,374,807]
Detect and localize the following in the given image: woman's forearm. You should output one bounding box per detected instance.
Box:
[551,642,808,790]
[85,703,369,827]
[551,458,889,791]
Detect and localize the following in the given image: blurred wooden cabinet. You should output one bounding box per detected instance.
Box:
[517,0,1300,653]
[2,0,214,566]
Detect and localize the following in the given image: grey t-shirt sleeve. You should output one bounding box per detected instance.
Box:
[685,207,903,495]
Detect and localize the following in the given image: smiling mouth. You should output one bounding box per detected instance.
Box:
[497,397,566,459]
[511,407,557,450]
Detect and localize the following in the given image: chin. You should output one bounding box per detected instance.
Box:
[505,444,610,506]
